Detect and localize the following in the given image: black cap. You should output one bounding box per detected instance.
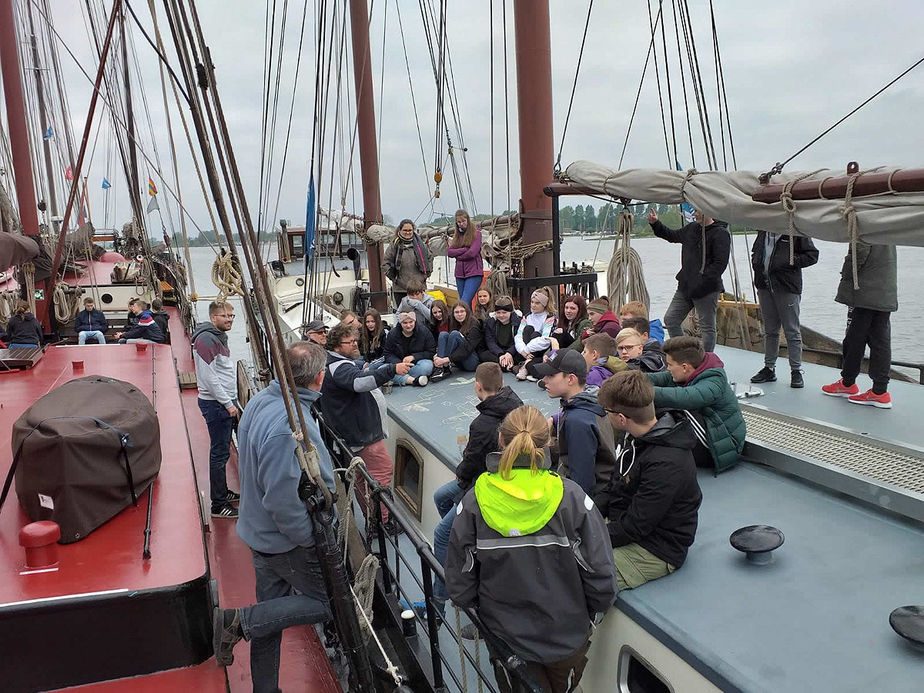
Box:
[532,349,588,378]
[304,319,328,333]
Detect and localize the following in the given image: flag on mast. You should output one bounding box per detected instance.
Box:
[65,166,74,181]
[43,127,54,140]
[304,174,316,269]
[148,177,158,196]
[147,196,160,214]
[101,178,111,190]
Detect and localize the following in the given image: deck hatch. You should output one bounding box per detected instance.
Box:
[743,409,924,494]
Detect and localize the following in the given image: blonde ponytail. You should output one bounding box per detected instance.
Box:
[497,405,550,480]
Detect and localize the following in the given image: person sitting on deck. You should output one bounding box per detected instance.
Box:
[535,349,617,503]
[359,308,388,368]
[115,304,165,344]
[428,362,523,621]
[479,295,522,371]
[429,299,450,341]
[75,297,108,345]
[338,309,359,329]
[382,310,433,387]
[445,404,616,692]
[123,298,140,330]
[619,316,667,372]
[432,301,483,380]
[473,286,494,323]
[582,333,627,388]
[597,370,702,590]
[616,327,666,373]
[321,323,407,531]
[150,298,170,338]
[551,294,592,351]
[648,336,746,473]
[619,300,664,344]
[212,342,336,688]
[3,301,43,348]
[583,297,622,340]
[396,279,434,328]
[514,287,557,382]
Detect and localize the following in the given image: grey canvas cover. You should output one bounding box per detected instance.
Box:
[4,376,162,543]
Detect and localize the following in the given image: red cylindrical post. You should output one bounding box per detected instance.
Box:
[514,0,555,279]
[20,521,61,568]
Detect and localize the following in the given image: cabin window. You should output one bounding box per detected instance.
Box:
[100,292,114,304]
[618,646,672,693]
[394,440,423,520]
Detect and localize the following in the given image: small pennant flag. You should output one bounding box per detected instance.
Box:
[43,126,54,140]
[101,177,111,190]
[146,196,160,214]
[65,166,74,181]
[148,177,158,196]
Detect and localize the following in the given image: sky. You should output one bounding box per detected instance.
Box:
[5,0,924,240]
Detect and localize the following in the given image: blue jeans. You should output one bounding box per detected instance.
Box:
[456,275,482,307]
[432,480,465,601]
[7,343,38,349]
[391,359,434,385]
[437,331,479,371]
[197,398,235,508]
[78,330,106,345]
[240,546,332,693]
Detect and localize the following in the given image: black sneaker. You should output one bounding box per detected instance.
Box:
[211,504,239,519]
[225,490,241,503]
[790,370,804,389]
[212,607,242,666]
[430,367,448,382]
[413,375,429,387]
[750,367,777,383]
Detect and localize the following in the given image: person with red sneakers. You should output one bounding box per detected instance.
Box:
[822,241,897,409]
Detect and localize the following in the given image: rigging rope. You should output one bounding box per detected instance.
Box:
[554,0,594,176]
[606,211,650,310]
[618,3,663,169]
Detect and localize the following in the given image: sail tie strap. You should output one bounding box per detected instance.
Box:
[842,170,867,290]
[779,169,825,265]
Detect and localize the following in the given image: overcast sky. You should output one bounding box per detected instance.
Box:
[11,0,924,238]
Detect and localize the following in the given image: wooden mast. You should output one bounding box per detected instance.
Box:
[514,0,555,280]
[0,0,50,327]
[348,0,386,311]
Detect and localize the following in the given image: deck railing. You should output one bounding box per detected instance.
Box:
[315,410,542,693]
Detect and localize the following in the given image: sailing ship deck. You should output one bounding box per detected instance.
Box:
[382,346,924,692]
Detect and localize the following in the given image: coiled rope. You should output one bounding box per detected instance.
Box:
[211,251,245,300]
[53,282,81,324]
[606,211,650,310]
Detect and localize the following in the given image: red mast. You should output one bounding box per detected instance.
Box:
[349,0,386,311]
[514,0,555,279]
[0,0,50,327]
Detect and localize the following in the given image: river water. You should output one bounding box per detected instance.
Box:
[186,238,922,368]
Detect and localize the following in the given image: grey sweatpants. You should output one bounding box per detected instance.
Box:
[757,289,803,371]
[664,290,719,352]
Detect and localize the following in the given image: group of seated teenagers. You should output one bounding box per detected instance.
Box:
[70,296,168,345]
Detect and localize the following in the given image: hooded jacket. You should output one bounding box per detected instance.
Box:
[597,412,702,568]
[454,386,525,489]
[483,313,523,357]
[586,356,628,388]
[75,308,108,333]
[4,312,43,345]
[397,293,434,327]
[445,456,617,664]
[555,390,618,501]
[582,311,621,341]
[447,229,484,279]
[750,231,819,295]
[120,311,165,343]
[320,350,397,448]
[192,322,237,407]
[651,219,731,299]
[834,241,898,313]
[648,352,746,473]
[383,322,436,363]
[236,381,336,553]
[449,321,484,366]
[382,233,433,291]
[627,340,667,373]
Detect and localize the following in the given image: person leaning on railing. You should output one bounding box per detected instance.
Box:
[445,404,617,693]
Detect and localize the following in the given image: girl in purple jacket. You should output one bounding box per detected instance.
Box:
[447,209,484,308]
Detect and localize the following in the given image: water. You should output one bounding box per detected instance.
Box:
[185,239,923,368]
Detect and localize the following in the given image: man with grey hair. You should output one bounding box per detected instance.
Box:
[382,310,434,386]
[212,341,337,688]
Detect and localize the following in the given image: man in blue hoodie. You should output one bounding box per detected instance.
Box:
[535,349,617,503]
[193,301,240,519]
[212,341,336,688]
[75,297,108,344]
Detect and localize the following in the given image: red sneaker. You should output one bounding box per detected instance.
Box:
[821,379,860,398]
[848,389,892,409]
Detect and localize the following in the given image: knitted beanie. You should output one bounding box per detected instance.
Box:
[587,297,609,314]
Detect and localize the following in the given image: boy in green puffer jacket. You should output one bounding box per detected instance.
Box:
[647,336,746,473]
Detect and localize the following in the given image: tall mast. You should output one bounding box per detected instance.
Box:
[514,0,554,279]
[25,2,58,221]
[0,0,50,327]
[118,5,146,234]
[348,0,386,310]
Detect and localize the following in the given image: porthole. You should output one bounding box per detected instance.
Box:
[394,440,423,520]
[100,293,114,304]
[618,646,672,693]
[295,277,305,287]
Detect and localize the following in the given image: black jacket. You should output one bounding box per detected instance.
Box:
[483,313,522,357]
[75,308,108,333]
[4,312,43,345]
[455,386,524,489]
[361,328,388,363]
[750,231,819,295]
[651,219,731,299]
[598,411,702,568]
[627,339,666,373]
[383,322,436,363]
[556,390,618,503]
[319,351,396,448]
[449,322,484,366]
[151,310,170,337]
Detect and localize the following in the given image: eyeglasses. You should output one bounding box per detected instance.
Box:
[217,314,235,320]
[617,343,643,352]
[340,338,358,346]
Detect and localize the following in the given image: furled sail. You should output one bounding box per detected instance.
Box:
[562,161,924,247]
